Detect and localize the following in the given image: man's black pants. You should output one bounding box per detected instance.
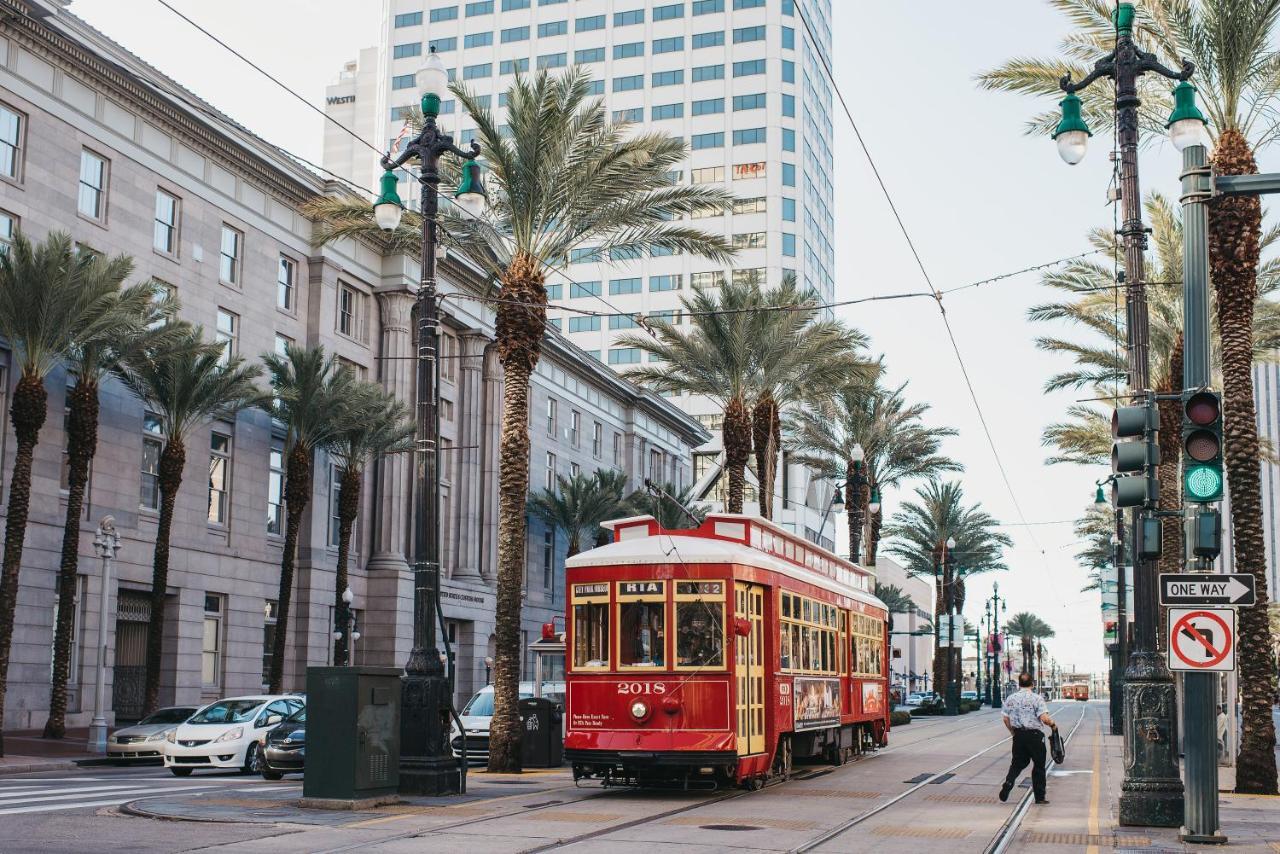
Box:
[1004,728,1047,800]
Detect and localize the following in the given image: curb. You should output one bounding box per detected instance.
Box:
[118,799,254,824]
[0,760,78,776]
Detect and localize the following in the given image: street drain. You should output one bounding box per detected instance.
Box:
[700,824,759,831]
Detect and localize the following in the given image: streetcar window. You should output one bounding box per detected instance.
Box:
[781,596,791,619]
[780,624,791,669]
[619,601,665,667]
[676,599,723,667]
[573,602,609,668]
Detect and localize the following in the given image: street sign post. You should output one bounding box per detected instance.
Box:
[1167,607,1236,673]
[1159,574,1255,607]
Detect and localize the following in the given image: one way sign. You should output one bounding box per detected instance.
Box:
[1159,573,1256,607]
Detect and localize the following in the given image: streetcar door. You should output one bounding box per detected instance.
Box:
[734,582,766,756]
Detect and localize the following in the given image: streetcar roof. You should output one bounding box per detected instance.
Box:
[566,517,887,613]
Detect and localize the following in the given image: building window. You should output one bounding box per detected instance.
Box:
[733,93,767,111]
[733,232,766,249]
[692,64,724,82]
[440,333,458,381]
[691,132,724,150]
[208,430,231,525]
[653,37,684,54]
[543,530,554,588]
[430,7,457,21]
[261,600,277,689]
[608,347,641,366]
[654,3,683,19]
[732,162,766,181]
[568,316,600,333]
[537,53,567,69]
[393,42,422,59]
[782,162,796,187]
[613,433,623,467]
[693,31,724,49]
[734,0,764,7]
[570,410,581,446]
[733,59,766,77]
[732,267,766,286]
[502,0,529,8]
[215,309,237,366]
[782,59,795,83]
[267,442,284,535]
[537,20,567,37]
[219,225,242,285]
[77,150,108,220]
[613,108,643,123]
[274,333,292,358]
[782,25,795,49]
[502,25,530,42]
[649,449,663,482]
[693,0,723,12]
[328,464,344,548]
[466,0,493,14]
[692,98,724,116]
[202,594,224,689]
[277,256,296,310]
[615,8,644,25]
[733,128,766,146]
[649,309,682,326]
[783,233,797,257]
[0,209,15,255]
[500,58,529,75]
[338,285,360,338]
[734,25,766,43]
[609,314,640,330]
[153,190,179,254]
[783,128,796,152]
[652,70,684,87]
[614,41,644,60]
[463,63,491,80]
[650,274,682,292]
[782,197,796,222]
[428,37,457,52]
[0,103,23,180]
[464,32,492,48]
[609,277,641,296]
[734,196,767,215]
[395,11,423,26]
[592,422,603,458]
[545,452,556,490]
[614,75,644,92]
[570,462,581,480]
[392,73,416,90]
[546,398,557,436]
[652,103,683,120]
[692,271,726,289]
[691,166,724,184]
[141,412,164,510]
[575,47,605,63]
[577,14,605,31]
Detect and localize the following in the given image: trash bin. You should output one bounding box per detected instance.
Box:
[519,697,563,768]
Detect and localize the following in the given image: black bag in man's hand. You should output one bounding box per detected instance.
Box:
[1049,727,1065,764]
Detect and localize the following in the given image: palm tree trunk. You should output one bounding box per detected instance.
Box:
[269,444,312,693]
[490,252,547,774]
[1155,339,1183,654]
[865,505,883,567]
[723,397,751,515]
[333,466,361,668]
[931,570,945,695]
[44,378,99,739]
[751,395,775,519]
[0,374,49,757]
[1208,128,1278,795]
[143,439,184,717]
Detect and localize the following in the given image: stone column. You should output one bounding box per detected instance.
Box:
[452,333,490,577]
[367,289,416,666]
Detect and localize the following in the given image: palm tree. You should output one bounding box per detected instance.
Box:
[883,480,1012,698]
[528,470,632,558]
[323,383,414,666]
[1004,612,1056,681]
[261,345,357,692]
[626,481,709,531]
[874,582,915,637]
[0,233,137,753]
[308,67,732,773]
[43,278,178,739]
[116,326,265,716]
[787,374,960,565]
[979,0,1280,794]
[747,276,873,520]
[618,281,758,514]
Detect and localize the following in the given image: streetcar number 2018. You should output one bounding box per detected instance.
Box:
[617,682,667,695]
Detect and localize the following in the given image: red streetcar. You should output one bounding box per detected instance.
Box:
[563,513,890,789]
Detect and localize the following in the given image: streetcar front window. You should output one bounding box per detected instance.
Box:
[675,599,724,667]
[619,601,665,667]
[573,602,609,668]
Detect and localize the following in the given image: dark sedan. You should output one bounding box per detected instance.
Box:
[260,706,305,780]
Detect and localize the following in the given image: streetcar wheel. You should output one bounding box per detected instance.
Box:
[772,735,793,782]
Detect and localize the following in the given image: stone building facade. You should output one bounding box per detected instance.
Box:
[0,0,705,729]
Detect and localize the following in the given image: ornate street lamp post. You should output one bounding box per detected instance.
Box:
[1051,3,1197,826]
[815,480,844,547]
[374,47,487,796]
[332,587,361,665]
[87,517,120,754]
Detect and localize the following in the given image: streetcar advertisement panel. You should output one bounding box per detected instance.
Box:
[861,682,886,716]
[793,676,840,730]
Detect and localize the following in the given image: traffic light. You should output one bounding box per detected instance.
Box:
[1182,390,1224,503]
[1111,398,1159,508]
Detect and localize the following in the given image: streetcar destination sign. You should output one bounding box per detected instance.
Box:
[1159,573,1255,606]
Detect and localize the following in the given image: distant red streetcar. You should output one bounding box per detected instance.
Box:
[563,513,890,789]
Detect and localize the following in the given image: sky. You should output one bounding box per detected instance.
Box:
[64,0,1279,679]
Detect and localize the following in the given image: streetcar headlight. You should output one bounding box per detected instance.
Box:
[629,700,649,721]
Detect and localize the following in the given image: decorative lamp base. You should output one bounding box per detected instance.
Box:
[398,669,459,796]
[1118,653,1184,828]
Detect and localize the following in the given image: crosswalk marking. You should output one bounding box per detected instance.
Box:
[0,797,156,816]
[0,781,223,815]
[0,784,152,800]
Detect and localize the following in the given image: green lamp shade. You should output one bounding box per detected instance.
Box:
[1054,92,1092,165]
[1094,485,1107,506]
[1166,81,1208,151]
[373,170,404,231]
[1113,3,1135,37]
[1183,464,1223,501]
[454,160,487,216]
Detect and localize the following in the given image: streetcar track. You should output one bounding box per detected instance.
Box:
[787,701,1088,853]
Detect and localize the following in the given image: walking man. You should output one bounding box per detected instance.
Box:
[998,671,1057,805]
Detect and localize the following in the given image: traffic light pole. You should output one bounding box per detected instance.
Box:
[1061,8,1189,825]
[1178,142,1225,844]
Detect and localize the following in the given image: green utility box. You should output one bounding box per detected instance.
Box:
[302,666,402,805]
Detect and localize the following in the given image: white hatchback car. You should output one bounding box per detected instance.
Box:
[163,695,304,776]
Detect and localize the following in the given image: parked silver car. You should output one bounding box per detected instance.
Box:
[107,706,197,762]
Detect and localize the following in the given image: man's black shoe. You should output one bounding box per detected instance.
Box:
[999,783,1012,802]
[1034,799,1050,805]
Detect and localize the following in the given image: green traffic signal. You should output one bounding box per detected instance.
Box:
[1184,463,1223,502]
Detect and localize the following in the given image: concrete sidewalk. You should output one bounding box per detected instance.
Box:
[0,727,98,775]
[1013,704,1280,852]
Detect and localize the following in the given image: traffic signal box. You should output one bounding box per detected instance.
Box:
[1181,390,1224,503]
[1111,398,1159,509]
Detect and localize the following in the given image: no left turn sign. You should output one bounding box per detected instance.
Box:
[1167,607,1236,672]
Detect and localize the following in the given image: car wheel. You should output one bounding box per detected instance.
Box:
[170,767,193,777]
[261,769,283,781]
[242,743,261,775]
